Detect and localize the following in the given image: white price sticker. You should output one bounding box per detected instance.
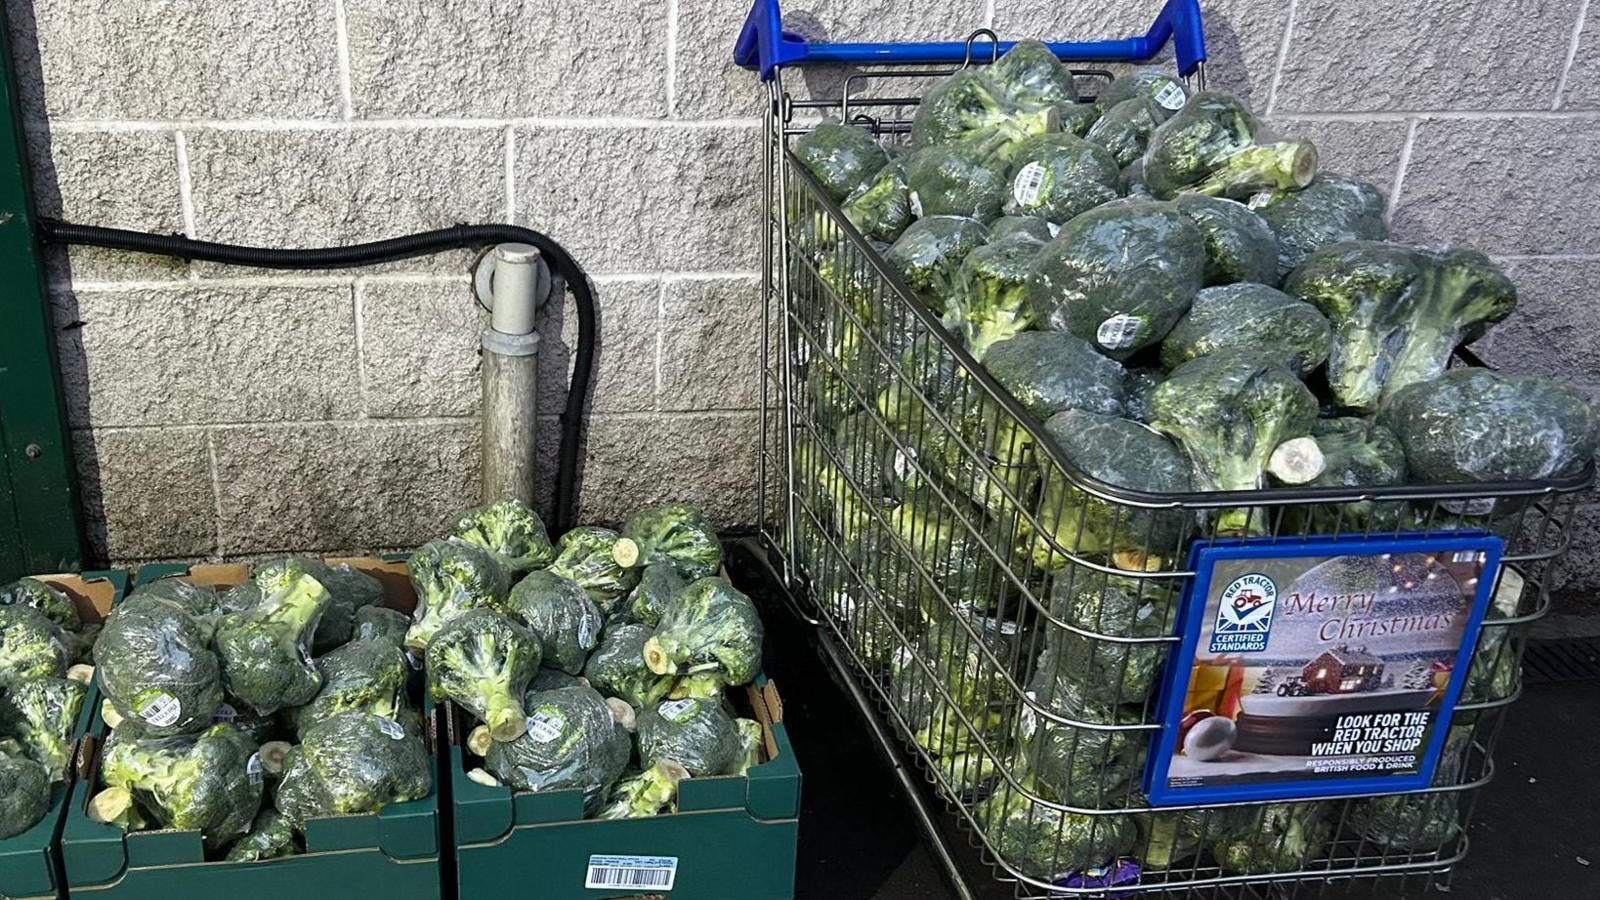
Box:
[578,612,599,651]
[246,752,264,785]
[136,692,182,728]
[1096,314,1143,350]
[212,703,237,723]
[909,191,924,218]
[658,698,700,724]
[527,710,566,743]
[376,717,406,740]
[1154,81,1187,111]
[1012,161,1049,209]
[1047,221,1061,238]
[585,855,678,891]
[892,448,915,480]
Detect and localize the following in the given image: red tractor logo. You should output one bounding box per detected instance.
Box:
[1232,588,1265,612]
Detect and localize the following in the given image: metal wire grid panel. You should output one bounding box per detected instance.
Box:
[754,56,1592,898]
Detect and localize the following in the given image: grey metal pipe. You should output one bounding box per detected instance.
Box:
[479,243,549,505]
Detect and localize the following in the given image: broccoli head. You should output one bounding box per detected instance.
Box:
[1002,134,1121,224]
[404,538,511,651]
[977,789,1138,882]
[274,711,431,828]
[984,331,1127,421]
[940,234,1044,359]
[1378,368,1597,484]
[643,578,764,687]
[840,162,914,244]
[1349,726,1472,851]
[547,526,640,616]
[1293,417,1409,532]
[1144,93,1318,199]
[483,684,631,813]
[910,69,1057,154]
[990,41,1078,106]
[1085,96,1162,169]
[1160,283,1332,378]
[427,608,540,741]
[622,562,689,629]
[596,760,689,819]
[296,638,409,738]
[352,604,411,646]
[1254,174,1389,278]
[1023,649,1148,805]
[884,215,990,309]
[100,722,263,849]
[214,559,332,714]
[1045,572,1179,708]
[988,215,1056,244]
[451,497,556,575]
[0,676,86,781]
[223,807,299,861]
[889,610,1021,756]
[1171,193,1278,286]
[0,749,50,839]
[0,577,80,631]
[904,142,1010,222]
[95,594,223,736]
[792,122,890,202]
[636,696,742,777]
[497,570,604,675]
[1093,69,1189,120]
[129,578,222,624]
[0,605,71,684]
[1025,200,1206,359]
[584,624,674,710]
[1210,802,1332,874]
[613,502,723,581]
[305,560,386,656]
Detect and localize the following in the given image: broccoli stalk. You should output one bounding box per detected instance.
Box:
[213,560,331,713]
[88,785,149,831]
[426,609,540,741]
[100,723,263,849]
[729,719,765,776]
[596,761,690,820]
[1188,140,1318,198]
[667,672,727,701]
[642,579,764,687]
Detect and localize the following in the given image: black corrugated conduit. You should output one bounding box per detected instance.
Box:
[36,219,595,532]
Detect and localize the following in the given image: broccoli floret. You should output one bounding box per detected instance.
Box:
[95,594,223,736]
[584,624,673,710]
[1085,97,1160,168]
[0,676,86,781]
[1171,193,1278,286]
[1160,283,1332,378]
[547,526,640,617]
[984,331,1127,421]
[296,638,409,738]
[636,696,742,776]
[1023,648,1148,805]
[483,684,631,814]
[497,571,604,675]
[1348,726,1472,851]
[884,215,990,310]
[643,578,764,687]
[352,605,411,646]
[451,497,556,575]
[129,578,222,625]
[1002,134,1121,224]
[1144,93,1318,199]
[911,69,1057,154]
[840,162,913,244]
[977,789,1138,882]
[0,577,80,631]
[1378,369,1597,484]
[940,234,1044,359]
[223,807,299,861]
[100,722,262,849]
[274,712,431,829]
[622,562,689,629]
[988,215,1055,244]
[0,749,50,839]
[990,41,1078,106]
[1026,200,1206,360]
[613,502,723,580]
[404,538,511,651]
[214,559,332,714]
[427,609,540,741]
[793,122,890,202]
[1211,802,1332,874]
[0,605,71,684]
[1254,175,1389,278]
[596,760,689,820]
[1058,102,1101,137]
[1046,572,1179,708]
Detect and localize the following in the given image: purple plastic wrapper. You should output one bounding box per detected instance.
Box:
[1057,857,1141,891]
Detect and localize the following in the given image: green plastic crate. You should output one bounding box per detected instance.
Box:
[0,569,126,900]
[58,559,442,900]
[451,679,802,900]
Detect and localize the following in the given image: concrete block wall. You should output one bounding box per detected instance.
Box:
[11,1,1599,606]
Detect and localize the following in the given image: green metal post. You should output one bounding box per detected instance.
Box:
[0,18,85,578]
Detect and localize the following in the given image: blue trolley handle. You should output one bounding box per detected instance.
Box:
[734,0,1206,81]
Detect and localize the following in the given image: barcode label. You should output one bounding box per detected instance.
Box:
[1246,190,1275,210]
[1012,161,1048,208]
[585,855,678,891]
[1096,314,1143,350]
[1154,81,1187,110]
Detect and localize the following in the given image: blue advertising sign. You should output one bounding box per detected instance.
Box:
[1145,532,1504,806]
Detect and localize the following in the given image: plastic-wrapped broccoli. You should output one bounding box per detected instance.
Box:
[1150,355,1318,528]
[223,807,298,861]
[450,497,556,574]
[0,578,79,631]
[211,703,278,745]
[940,234,1043,359]
[1093,70,1189,120]
[1211,802,1332,874]
[1046,572,1178,707]
[643,578,763,688]
[1031,410,1192,569]
[596,760,689,819]
[427,609,540,741]
[793,122,890,202]
[1348,726,1471,851]
[890,611,1021,756]
[274,712,431,828]
[548,527,640,617]
[1287,242,1517,410]
[214,559,331,714]
[0,676,86,781]
[1085,97,1160,168]
[1123,369,1161,423]
[1171,194,1278,285]
[613,503,723,580]
[0,749,49,839]
[0,605,71,684]
[1293,418,1409,531]
[296,638,408,738]
[1058,102,1101,138]
[1144,93,1318,199]
[1160,283,1332,378]
[839,162,913,244]
[622,562,688,629]
[302,560,385,656]
[910,69,1057,154]
[988,215,1055,244]
[352,605,411,646]
[904,142,1010,222]
[637,696,742,776]
[1003,134,1121,224]
[404,538,510,651]
[498,571,603,675]
[483,684,631,813]
[100,722,262,848]
[96,594,223,736]
[1137,808,1210,870]
[1255,175,1388,278]
[584,624,673,709]
[1378,369,1596,485]
[130,578,222,624]
[1026,201,1206,359]
[984,332,1127,421]
[1023,652,1147,805]
[990,41,1078,106]
[977,790,1138,882]
[884,215,990,308]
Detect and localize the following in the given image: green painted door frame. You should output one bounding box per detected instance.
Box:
[0,18,85,578]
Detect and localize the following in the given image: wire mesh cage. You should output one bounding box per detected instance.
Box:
[746,16,1593,900]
